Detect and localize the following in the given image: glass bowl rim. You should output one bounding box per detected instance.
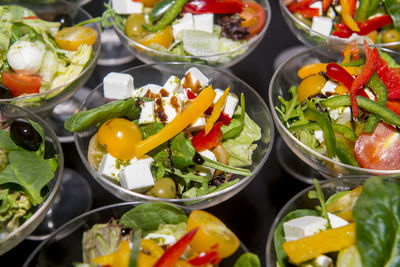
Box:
[0,0,101,102]
[74,61,275,203]
[268,42,400,175]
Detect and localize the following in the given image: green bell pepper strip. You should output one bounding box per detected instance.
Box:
[143,0,189,32]
[304,109,336,159]
[364,73,388,133]
[320,95,400,127]
[332,124,358,142]
[384,0,400,31]
[336,139,360,167]
[356,0,380,21]
[149,0,175,23]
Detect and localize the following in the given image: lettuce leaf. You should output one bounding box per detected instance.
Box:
[234,253,261,267]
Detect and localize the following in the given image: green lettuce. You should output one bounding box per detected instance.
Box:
[148,222,187,242]
[234,253,261,267]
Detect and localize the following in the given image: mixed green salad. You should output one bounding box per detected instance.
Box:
[285,0,400,46]
[65,67,261,199]
[276,42,400,170]
[0,116,59,238]
[0,5,96,99]
[102,0,266,64]
[75,202,260,267]
[273,177,399,267]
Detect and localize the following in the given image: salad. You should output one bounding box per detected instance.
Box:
[74,202,261,267]
[0,116,59,238]
[272,177,399,267]
[102,0,266,65]
[276,42,400,170]
[65,67,262,199]
[0,5,96,99]
[285,0,400,46]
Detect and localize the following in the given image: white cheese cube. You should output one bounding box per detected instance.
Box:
[328,213,349,228]
[193,13,214,33]
[314,130,324,144]
[119,158,154,192]
[309,1,323,16]
[112,0,144,14]
[195,150,217,179]
[311,16,333,37]
[213,88,224,104]
[329,106,352,125]
[187,116,206,132]
[314,255,333,267]
[139,101,155,124]
[98,153,125,181]
[181,67,209,90]
[133,84,163,98]
[321,80,338,96]
[224,94,238,118]
[103,72,134,99]
[172,13,194,40]
[154,96,182,123]
[283,216,327,241]
[163,75,181,94]
[145,233,177,246]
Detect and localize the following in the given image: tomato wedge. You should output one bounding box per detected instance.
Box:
[2,71,41,97]
[55,26,97,51]
[240,1,266,36]
[354,122,400,170]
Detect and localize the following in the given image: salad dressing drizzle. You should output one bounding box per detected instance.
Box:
[182,72,201,93]
[155,98,168,122]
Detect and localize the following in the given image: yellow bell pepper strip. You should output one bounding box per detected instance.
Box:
[134,86,216,158]
[297,63,361,79]
[340,0,359,32]
[283,223,356,264]
[297,74,326,102]
[205,86,230,134]
[92,240,131,266]
[141,238,165,258]
[342,44,352,64]
[327,186,362,222]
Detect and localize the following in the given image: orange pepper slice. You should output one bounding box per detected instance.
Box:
[205,87,230,134]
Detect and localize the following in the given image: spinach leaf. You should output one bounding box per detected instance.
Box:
[170,133,195,169]
[0,151,56,205]
[64,98,141,132]
[139,122,164,139]
[120,202,187,235]
[353,177,400,267]
[273,209,319,267]
[233,252,261,267]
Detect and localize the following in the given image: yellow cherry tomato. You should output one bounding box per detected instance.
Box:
[55,26,97,51]
[187,210,239,259]
[297,74,326,102]
[140,0,160,7]
[138,26,173,49]
[97,118,142,160]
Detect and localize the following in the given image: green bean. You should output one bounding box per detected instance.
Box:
[149,0,175,23]
[364,74,388,133]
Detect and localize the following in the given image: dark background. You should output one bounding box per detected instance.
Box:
[3,0,310,266]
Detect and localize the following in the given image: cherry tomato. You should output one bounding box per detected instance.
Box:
[136,0,160,7]
[187,210,239,259]
[97,118,142,161]
[2,71,41,97]
[138,26,173,49]
[354,122,400,170]
[239,1,266,36]
[55,26,97,51]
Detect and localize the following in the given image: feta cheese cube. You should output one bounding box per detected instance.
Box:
[187,116,206,132]
[329,106,352,125]
[98,153,125,181]
[309,1,323,15]
[103,72,134,99]
[145,233,177,246]
[172,13,194,40]
[139,101,155,124]
[154,96,182,123]
[283,216,327,241]
[181,67,209,90]
[112,0,144,14]
[163,75,181,93]
[321,80,338,96]
[193,13,214,33]
[311,16,333,37]
[314,130,324,144]
[327,213,349,228]
[133,84,163,98]
[198,149,217,176]
[224,94,238,118]
[119,157,154,192]
[314,255,333,267]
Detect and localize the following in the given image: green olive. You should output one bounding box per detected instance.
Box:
[125,14,146,39]
[382,29,400,44]
[87,133,107,170]
[294,12,312,28]
[146,178,177,199]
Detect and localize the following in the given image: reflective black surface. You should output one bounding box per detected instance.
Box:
[3,1,309,266]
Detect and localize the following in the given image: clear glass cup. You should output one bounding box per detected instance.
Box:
[0,103,63,255]
[268,43,400,179]
[24,202,249,266]
[74,62,275,209]
[279,0,400,51]
[108,0,271,68]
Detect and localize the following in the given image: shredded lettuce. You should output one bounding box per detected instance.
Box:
[149,222,187,241]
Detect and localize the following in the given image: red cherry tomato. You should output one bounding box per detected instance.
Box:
[2,71,41,97]
[354,122,400,170]
[239,1,266,36]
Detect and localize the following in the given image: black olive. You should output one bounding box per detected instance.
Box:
[53,13,72,29]
[10,119,42,151]
[0,84,12,99]
[121,228,131,236]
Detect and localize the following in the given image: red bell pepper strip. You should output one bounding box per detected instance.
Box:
[296,7,319,18]
[326,62,354,89]
[186,88,196,99]
[218,112,232,125]
[188,251,219,266]
[183,0,243,14]
[287,0,317,13]
[376,57,400,100]
[154,228,198,267]
[191,121,223,151]
[332,15,393,37]
[350,42,379,118]
[348,0,357,17]
[332,23,352,38]
[387,100,400,116]
[322,0,332,12]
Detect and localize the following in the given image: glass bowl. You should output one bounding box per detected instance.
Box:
[0,0,101,117]
[109,0,271,68]
[0,103,63,255]
[74,62,274,209]
[269,43,400,178]
[279,0,400,50]
[24,202,249,266]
